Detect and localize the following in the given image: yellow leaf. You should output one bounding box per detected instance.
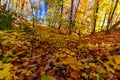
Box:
[21,69,27,74]
[55,53,59,58]
[66,57,77,64]
[55,53,66,58]
[97,66,106,73]
[65,49,71,53]
[87,43,95,50]
[104,63,115,73]
[70,64,79,70]
[113,55,120,65]
[60,53,66,58]
[92,72,99,78]
[107,55,113,61]
[82,72,88,79]
[113,64,120,70]
[0,61,14,80]
[47,8,54,13]
[0,71,4,79]
[77,44,83,49]
[62,58,73,64]
[89,63,96,67]
[65,49,76,56]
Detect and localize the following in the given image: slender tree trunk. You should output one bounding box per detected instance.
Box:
[3,1,7,10]
[106,0,119,30]
[101,12,107,30]
[51,12,56,27]
[0,0,1,6]
[91,0,99,34]
[106,20,120,34]
[21,0,25,14]
[69,0,74,35]
[18,0,20,13]
[58,0,64,29]
[109,0,119,24]
[53,14,57,27]
[0,41,4,60]
[6,0,10,10]
[29,0,35,55]
[11,0,14,10]
[15,0,18,12]
[115,12,120,22]
[106,1,113,30]
[72,0,80,27]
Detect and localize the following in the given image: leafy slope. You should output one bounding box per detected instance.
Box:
[81,30,120,44]
[0,25,120,80]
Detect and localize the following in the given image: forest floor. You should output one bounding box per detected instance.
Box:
[0,23,120,80]
[0,7,120,79]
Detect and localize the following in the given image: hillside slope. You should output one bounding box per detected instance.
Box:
[0,6,120,79]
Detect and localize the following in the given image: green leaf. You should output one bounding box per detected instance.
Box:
[41,76,51,80]
[98,73,103,80]
[2,56,10,63]
[85,68,91,74]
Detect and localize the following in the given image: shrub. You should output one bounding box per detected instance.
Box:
[0,10,13,30]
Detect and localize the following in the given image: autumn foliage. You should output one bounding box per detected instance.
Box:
[0,0,120,80]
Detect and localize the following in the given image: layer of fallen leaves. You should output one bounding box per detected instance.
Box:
[80,29,120,44]
[0,28,120,80]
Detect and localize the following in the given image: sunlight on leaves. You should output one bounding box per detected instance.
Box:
[0,61,18,80]
[104,62,115,73]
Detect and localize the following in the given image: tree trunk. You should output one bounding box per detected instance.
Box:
[101,12,107,30]
[21,0,25,14]
[0,41,4,60]
[18,0,20,13]
[10,0,14,10]
[91,0,99,34]
[106,1,114,30]
[30,0,35,55]
[106,0,119,30]
[0,0,1,6]
[15,0,18,12]
[58,0,64,29]
[8,0,11,10]
[106,20,120,34]
[69,0,74,35]
[72,0,80,28]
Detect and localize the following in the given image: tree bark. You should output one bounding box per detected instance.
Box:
[72,0,80,28]
[69,0,74,35]
[106,0,119,30]
[58,0,64,29]
[101,12,107,30]
[0,41,4,60]
[15,0,18,12]
[29,0,35,55]
[8,0,11,10]
[0,0,1,6]
[21,0,25,14]
[91,0,99,34]
[106,20,120,34]
[106,1,114,30]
